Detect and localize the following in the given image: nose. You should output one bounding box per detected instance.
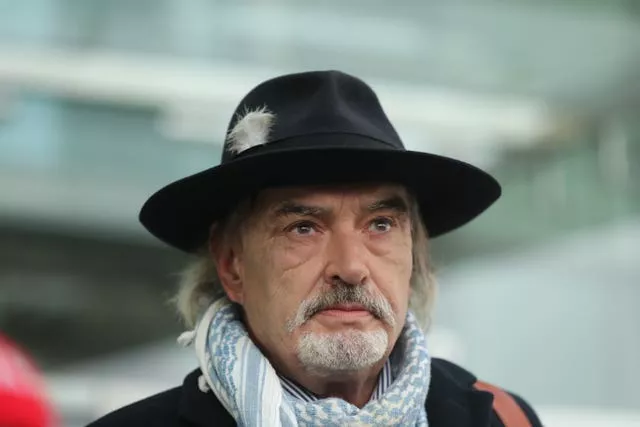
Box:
[323,230,369,287]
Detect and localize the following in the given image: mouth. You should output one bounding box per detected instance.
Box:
[316,304,372,319]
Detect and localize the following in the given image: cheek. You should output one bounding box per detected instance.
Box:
[370,236,413,309]
[278,237,324,272]
[267,236,328,300]
[241,240,323,329]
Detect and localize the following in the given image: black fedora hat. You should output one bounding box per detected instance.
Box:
[140,70,501,252]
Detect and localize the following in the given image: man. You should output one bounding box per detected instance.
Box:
[89,71,542,426]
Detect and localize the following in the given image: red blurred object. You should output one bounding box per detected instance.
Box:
[0,333,58,427]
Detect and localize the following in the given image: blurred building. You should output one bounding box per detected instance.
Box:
[0,1,638,425]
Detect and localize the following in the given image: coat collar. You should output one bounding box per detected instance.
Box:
[178,358,495,427]
[178,370,235,427]
[427,358,495,427]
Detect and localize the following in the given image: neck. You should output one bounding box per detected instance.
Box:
[285,360,386,408]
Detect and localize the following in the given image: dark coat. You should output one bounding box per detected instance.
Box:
[87,358,542,427]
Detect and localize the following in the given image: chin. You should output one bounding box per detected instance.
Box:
[296,329,389,373]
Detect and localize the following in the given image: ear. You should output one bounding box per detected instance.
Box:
[210,236,245,305]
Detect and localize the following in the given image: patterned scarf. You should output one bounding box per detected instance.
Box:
[178,298,430,426]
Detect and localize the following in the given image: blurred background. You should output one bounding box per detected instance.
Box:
[0,0,638,426]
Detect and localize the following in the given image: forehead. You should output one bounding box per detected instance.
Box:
[257,183,410,209]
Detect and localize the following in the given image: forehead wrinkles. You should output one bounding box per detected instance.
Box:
[260,185,411,217]
[231,186,416,246]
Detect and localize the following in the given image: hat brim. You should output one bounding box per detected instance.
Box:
[139,146,501,252]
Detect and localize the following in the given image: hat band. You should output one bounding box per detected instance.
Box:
[231,132,403,160]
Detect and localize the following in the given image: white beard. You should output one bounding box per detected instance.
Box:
[297,329,388,374]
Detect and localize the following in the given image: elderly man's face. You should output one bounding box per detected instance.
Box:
[216,184,413,376]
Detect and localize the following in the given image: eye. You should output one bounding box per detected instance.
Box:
[287,221,318,236]
[368,217,395,234]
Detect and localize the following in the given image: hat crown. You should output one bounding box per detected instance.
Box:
[221,70,404,163]
[139,70,501,253]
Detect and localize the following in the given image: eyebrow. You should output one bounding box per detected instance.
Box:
[367,195,409,214]
[273,201,328,218]
[273,195,409,218]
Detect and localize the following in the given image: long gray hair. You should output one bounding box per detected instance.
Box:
[172,194,437,330]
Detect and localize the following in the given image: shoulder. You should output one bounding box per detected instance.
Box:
[505,391,543,427]
[430,358,543,427]
[86,386,182,427]
[86,369,234,427]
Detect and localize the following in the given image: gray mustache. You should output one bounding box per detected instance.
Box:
[300,284,396,327]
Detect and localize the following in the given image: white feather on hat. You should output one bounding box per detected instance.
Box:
[226,106,276,154]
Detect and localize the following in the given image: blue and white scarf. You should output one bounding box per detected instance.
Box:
[178,298,430,426]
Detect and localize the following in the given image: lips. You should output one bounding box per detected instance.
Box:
[316,304,372,318]
[322,304,368,312]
